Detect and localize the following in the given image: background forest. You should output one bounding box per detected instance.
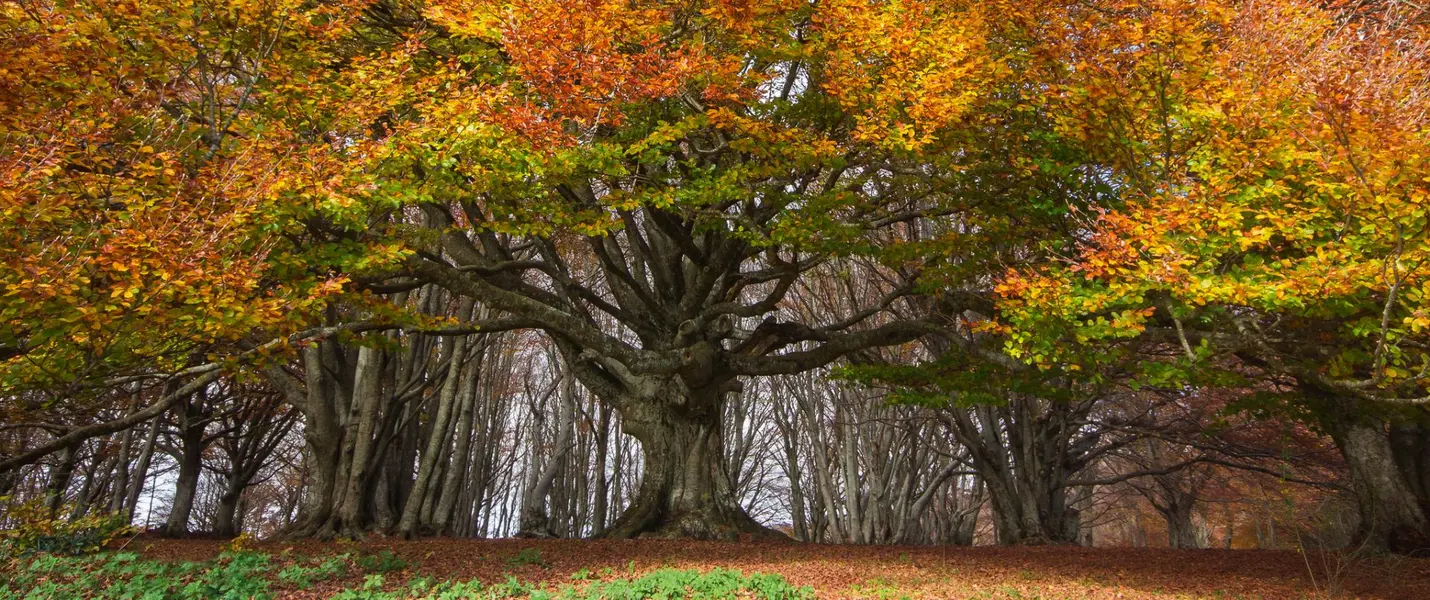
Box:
[2,0,1429,566]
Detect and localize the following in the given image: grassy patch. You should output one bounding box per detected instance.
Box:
[506,547,546,569]
[0,550,811,599]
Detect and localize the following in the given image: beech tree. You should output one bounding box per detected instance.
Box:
[303,0,1019,539]
[996,0,1430,552]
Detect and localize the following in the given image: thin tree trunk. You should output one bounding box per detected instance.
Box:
[432,341,484,535]
[591,405,612,537]
[326,344,384,537]
[108,425,136,513]
[840,404,865,544]
[773,403,809,541]
[124,417,161,522]
[45,445,79,515]
[163,396,207,537]
[794,389,845,543]
[400,305,473,537]
[518,368,577,537]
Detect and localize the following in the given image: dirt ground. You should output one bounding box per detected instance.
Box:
[132,537,1430,599]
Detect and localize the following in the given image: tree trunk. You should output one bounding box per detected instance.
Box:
[1161,502,1202,549]
[108,425,136,513]
[600,388,781,540]
[796,390,846,543]
[400,313,472,537]
[213,485,243,538]
[45,445,79,515]
[163,398,206,537]
[772,404,809,541]
[590,406,612,537]
[162,439,203,536]
[1335,419,1430,553]
[71,439,110,519]
[944,401,1082,546]
[893,461,960,544]
[840,404,865,544]
[1223,503,1235,549]
[950,478,982,545]
[432,340,485,535]
[327,344,385,537]
[518,368,577,537]
[607,423,624,534]
[123,417,161,522]
[299,344,344,534]
[1389,422,1430,520]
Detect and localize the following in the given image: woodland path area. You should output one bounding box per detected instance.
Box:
[132,538,1430,599]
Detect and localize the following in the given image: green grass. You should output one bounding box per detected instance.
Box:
[506,547,546,569]
[0,550,813,599]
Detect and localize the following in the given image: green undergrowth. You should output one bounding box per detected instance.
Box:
[0,550,813,599]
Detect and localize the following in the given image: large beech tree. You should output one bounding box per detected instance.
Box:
[324,0,1015,539]
[0,0,1020,540]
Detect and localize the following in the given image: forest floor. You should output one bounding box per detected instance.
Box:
[126,537,1430,600]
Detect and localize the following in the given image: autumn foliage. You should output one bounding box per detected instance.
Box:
[996,0,1430,401]
[0,0,362,396]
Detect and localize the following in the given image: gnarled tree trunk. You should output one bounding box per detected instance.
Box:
[1334,419,1429,553]
[1307,385,1430,554]
[1160,500,1202,549]
[598,379,779,540]
[945,400,1086,545]
[267,343,344,537]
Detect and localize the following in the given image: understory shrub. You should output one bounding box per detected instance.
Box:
[0,500,133,557]
[278,552,352,589]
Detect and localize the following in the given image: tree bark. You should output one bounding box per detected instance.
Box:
[108,425,136,513]
[1334,419,1430,553]
[794,388,846,543]
[213,486,244,537]
[432,339,485,535]
[893,461,961,544]
[599,383,781,540]
[162,396,207,537]
[71,438,111,519]
[944,398,1086,546]
[839,404,865,544]
[950,478,982,545]
[45,445,79,515]
[400,308,472,537]
[266,343,344,537]
[1160,500,1202,549]
[518,366,578,537]
[590,405,612,537]
[324,344,384,537]
[123,417,161,522]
